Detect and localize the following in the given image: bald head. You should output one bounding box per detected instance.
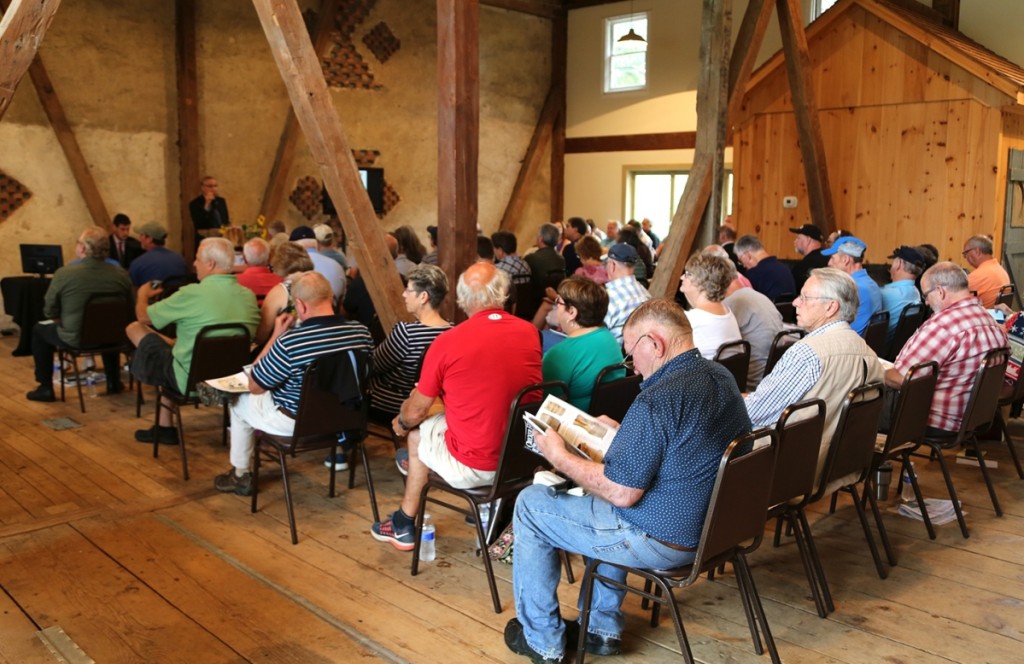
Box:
[456,261,509,314]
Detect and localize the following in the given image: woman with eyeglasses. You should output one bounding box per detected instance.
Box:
[542,276,624,411]
[678,253,743,359]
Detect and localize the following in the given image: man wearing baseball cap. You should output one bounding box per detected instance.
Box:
[822,235,882,334]
[881,246,924,342]
[128,222,189,288]
[603,243,651,344]
[789,224,829,292]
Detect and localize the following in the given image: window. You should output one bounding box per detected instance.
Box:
[605,13,648,93]
[812,0,839,20]
[627,169,733,242]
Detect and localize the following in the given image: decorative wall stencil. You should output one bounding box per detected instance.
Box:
[289,176,322,220]
[321,0,382,90]
[352,149,381,167]
[363,22,400,64]
[0,170,32,220]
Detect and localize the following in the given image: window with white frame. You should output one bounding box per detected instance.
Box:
[627,169,733,242]
[605,13,648,93]
[812,0,840,20]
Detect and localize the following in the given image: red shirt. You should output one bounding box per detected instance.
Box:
[895,298,1007,431]
[236,266,283,303]
[417,308,542,471]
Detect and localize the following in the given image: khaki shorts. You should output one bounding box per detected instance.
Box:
[417,413,496,490]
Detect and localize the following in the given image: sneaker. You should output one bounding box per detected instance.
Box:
[323,450,349,471]
[504,618,563,663]
[371,514,416,551]
[26,385,56,402]
[563,620,621,656]
[395,448,410,476]
[214,468,254,496]
[134,425,180,445]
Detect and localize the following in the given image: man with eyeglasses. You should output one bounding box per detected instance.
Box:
[884,261,1007,445]
[745,267,883,486]
[505,299,750,664]
[961,235,1010,308]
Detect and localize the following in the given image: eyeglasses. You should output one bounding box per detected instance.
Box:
[623,333,652,363]
[961,248,977,257]
[795,293,833,303]
[922,286,939,299]
[554,298,567,308]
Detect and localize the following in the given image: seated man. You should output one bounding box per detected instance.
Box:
[744,267,883,484]
[127,237,260,444]
[962,234,1011,308]
[371,262,542,550]
[885,261,1008,443]
[722,268,784,390]
[128,222,189,288]
[822,235,882,334]
[735,234,796,301]
[26,227,134,402]
[881,246,924,342]
[603,243,651,345]
[505,299,751,663]
[214,272,373,495]
[235,237,282,304]
[289,226,346,302]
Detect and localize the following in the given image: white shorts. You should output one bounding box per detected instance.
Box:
[416,412,496,490]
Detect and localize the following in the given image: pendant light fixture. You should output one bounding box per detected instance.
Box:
[618,0,647,43]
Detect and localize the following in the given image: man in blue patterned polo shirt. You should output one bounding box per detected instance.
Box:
[213,272,373,496]
[505,299,751,663]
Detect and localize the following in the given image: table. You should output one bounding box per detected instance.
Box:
[1,276,50,356]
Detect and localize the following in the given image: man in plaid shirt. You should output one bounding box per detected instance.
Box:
[884,262,1007,444]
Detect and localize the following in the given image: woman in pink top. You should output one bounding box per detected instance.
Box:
[573,235,609,285]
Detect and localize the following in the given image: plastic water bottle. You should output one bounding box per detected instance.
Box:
[52,358,62,384]
[420,513,436,562]
[901,462,917,502]
[86,371,98,398]
[478,503,492,544]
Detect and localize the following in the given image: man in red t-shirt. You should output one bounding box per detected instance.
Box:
[372,262,542,551]
[235,238,282,305]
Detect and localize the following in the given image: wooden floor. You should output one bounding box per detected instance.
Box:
[1,335,1023,663]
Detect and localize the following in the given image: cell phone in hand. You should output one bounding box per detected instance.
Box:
[149,280,162,289]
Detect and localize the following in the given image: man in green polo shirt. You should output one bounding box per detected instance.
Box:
[127,237,259,444]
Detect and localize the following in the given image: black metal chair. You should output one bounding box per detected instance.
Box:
[885,303,927,361]
[713,339,751,392]
[774,300,797,325]
[996,284,1015,308]
[993,363,1024,480]
[411,381,569,614]
[764,328,806,376]
[575,428,780,664]
[862,310,889,356]
[57,294,134,413]
[251,351,374,544]
[587,362,640,423]
[152,323,251,480]
[913,347,1010,538]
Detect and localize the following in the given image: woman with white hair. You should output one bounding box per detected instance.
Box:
[678,253,742,359]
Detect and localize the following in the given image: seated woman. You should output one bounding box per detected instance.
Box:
[541,276,624,411]
[369,264,451,423]
[573,235,609,285]
[254,242,314,346]
[678,252,742,359]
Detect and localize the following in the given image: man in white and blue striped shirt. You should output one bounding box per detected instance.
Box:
[214,272,373,496]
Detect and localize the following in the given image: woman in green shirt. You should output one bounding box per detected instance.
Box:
[542,276,625,411]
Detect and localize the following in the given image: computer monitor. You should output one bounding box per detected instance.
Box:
[322,167,385,215]
[20,244,64,276]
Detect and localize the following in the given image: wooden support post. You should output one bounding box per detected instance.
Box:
[436,0,479,322]
[258,0,341,223]
[776,0,835,236]
[550,9,566,224]
[0,0,62,121]
[498,87,557,233]
[703,3,732,247]
[252,0,407,331]
[651,0,731,299]
[176,0,200,260]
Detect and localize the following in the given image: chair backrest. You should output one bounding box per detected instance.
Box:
[862,311,889,356]
[291,350,371,448]
[487,381,568,500]
[958,347,1010,437]
[996,284,1015,308]
[713,339,751,392]
[885,302,927,361]
[588,362,641,422]
[686,428,777,581]
[813,382,885,499]
[769,399,826,507]
[368,314,386,346]
[765,328,806,375]
[775,301,797,325]
[79,294,134,348]
[185,323,252,392]
[880,361,938,457]
[511,281,535,319]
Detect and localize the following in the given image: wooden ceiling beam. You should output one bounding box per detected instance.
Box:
[252,0,408,331]
[176,0,199,260]
[0,0,61,122]
[480,0,560,19]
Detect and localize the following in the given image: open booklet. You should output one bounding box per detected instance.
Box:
[524,394,618,462]
[203,364,254,393]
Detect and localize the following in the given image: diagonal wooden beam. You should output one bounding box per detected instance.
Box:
[550,8,566,223]
[252,0,407,331]
[176,0,199,260]
[0,0,108,228]
[436,0,479,322]
[498,86,557,232]
[776,0,835,236]
[258,0,341,223]
[0,0,62,122]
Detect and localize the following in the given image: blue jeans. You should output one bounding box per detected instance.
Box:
[512,485,696,659]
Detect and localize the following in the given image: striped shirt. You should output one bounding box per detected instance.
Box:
[496,254,532,285]
[369,320,451,415]
[604,276,651,344]
[251,315,373,415]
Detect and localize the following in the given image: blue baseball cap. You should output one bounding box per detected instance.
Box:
[821,236,866,260]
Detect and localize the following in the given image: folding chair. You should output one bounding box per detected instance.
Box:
[764,328,806,376]
[993,363,1024,480]
[996,284,1015,308]
[587,362,639,423]
[885,303,927,361]
[57,294,134,413]
[862,311,889,356]
[713,339,751,392]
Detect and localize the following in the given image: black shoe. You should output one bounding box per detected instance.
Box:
[505,618,563,663]
[564,620,622,656]
[213,468,254,496]
[135,425,180,445]
[26,385,56,402]
[106,380,125,395]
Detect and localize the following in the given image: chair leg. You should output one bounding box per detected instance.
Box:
[250,441,263,514]
[772,514,784,547]
[902,453,936,540]
[788,509,829,618]
[865,482,897,567]
[828,491,839,514]
[136,380,144,418]
[174,403,189,481]
[328,444,338,498]
[847,485,888,579]
[221,402,229,447]
[58,351,66,404]
[576,560,599,664]
[929,444,970,538]
[996,412,1024,479]
[152,389,163,459]
[357,438,380,523]
[410,483,432,578]
[468,497,503,613]
[560,550,575,584]
[735,554,781,664]
[966,434,1003,517]
[797,507,834,614]
[733,555,763,655]
[277,451,299,545]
